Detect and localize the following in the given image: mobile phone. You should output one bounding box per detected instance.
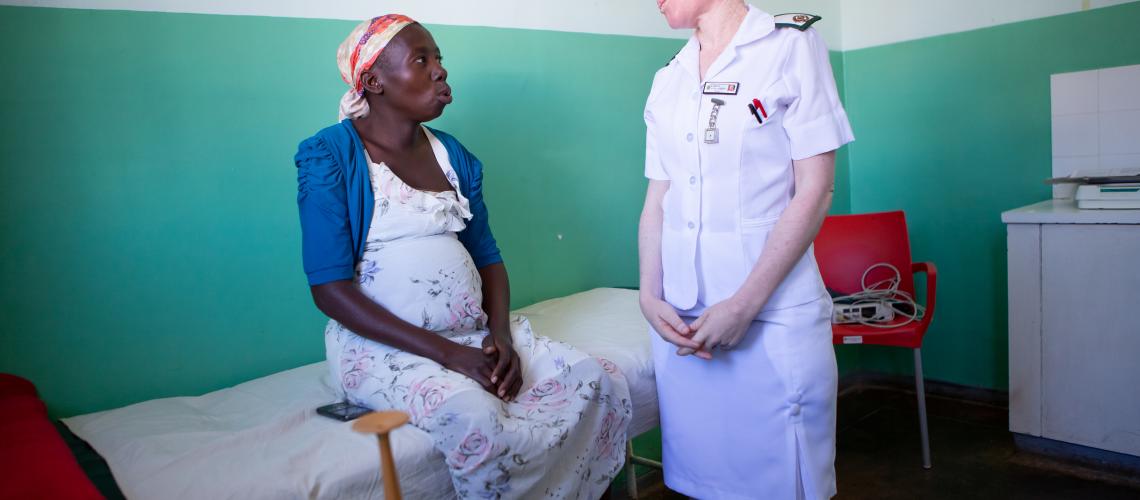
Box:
[316,401,373,421]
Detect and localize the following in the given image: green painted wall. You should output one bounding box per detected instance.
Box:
[0,6,685,416]
[0,5,859,421]
[840,2,1140,389]
[0,6,856,418]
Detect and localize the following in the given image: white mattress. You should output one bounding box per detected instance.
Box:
[63,288,656,499]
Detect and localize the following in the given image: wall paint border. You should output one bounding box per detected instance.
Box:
[4,0,1139,51]
[838,0,1138,50]
[0,0,844,46]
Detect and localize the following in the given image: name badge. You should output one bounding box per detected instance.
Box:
[702,82,739,95]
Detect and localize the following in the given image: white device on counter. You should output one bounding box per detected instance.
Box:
[1075,183,1140,209]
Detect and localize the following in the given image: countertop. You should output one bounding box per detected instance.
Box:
[1001,199,1140,224]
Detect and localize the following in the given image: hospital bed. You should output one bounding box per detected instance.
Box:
[61,288,658,499]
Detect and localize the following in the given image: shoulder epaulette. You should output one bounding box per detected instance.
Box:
[774,13,821,31]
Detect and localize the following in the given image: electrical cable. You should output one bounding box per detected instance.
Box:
[830,262,925,328]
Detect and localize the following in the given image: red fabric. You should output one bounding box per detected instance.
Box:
[0,374,38,399]
[815,211,938,349]
[0,374,104,500]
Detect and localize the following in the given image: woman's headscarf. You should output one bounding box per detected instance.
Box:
[336,14,417,121]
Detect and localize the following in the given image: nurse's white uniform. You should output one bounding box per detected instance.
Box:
[643,6,853,500]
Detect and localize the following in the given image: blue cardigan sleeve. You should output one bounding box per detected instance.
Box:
[295,135,356,286]
[456,146,504,269]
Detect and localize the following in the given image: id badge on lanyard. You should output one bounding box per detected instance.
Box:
[700,82,737,145]
[705,98,724,144]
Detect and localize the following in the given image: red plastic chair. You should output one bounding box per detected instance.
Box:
[814,211,937,469]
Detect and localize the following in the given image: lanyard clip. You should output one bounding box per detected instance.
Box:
[705,98,725,144]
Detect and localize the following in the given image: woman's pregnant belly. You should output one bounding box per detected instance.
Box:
[356,233,487,336]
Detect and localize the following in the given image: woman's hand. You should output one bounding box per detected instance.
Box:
[440,344,499,395]
[679,297,753,358]
[640,295,702,353]
[482,331,523,401]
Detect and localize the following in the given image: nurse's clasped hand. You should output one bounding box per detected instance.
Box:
[677,296,755,358]
[639,294,707,357]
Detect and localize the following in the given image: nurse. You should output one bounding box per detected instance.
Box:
[638,1,853,499]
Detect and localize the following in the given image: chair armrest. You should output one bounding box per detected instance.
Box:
[911,262,937,329]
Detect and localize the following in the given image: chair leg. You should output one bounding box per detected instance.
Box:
[625,440,638,499]
[913,348,932,469]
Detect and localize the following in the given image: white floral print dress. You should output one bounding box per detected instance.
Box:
[324,127,631,500]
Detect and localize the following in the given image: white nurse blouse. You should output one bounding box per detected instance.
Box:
[644,6,854,315]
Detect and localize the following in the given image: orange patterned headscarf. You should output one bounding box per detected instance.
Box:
[336,14,417,120]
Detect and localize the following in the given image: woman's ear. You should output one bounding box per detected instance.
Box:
[361,69,384,95]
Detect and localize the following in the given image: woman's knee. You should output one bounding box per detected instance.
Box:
[405,376,497,422]
[570,355,622,395]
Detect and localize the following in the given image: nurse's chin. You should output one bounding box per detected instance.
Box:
[662,12,697,30]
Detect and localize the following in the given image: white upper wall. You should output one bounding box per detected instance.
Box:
[0,0,843,47]
[838,0,1138,51]
[7,0,1136,50]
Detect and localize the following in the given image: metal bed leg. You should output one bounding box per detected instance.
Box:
[914,348,932,469]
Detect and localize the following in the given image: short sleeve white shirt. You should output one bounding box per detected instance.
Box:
[644,6,854,314]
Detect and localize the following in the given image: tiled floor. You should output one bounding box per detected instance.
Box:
[618,385,1140,500]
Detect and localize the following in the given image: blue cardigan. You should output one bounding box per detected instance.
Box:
[295,119,502,286]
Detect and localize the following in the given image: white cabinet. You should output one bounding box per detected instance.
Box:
[1003,200,1140,457]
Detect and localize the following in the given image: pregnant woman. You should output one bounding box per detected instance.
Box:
[295,15,630,499]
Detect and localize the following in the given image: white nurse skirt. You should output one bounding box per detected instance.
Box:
[651,297,837,500]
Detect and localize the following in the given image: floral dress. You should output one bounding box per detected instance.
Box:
[324,127,631,500]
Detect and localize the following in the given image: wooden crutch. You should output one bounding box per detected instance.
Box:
[352,411,411,500]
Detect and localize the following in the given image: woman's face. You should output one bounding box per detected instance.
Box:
[365,24,452,122]
[657,0,713,29]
